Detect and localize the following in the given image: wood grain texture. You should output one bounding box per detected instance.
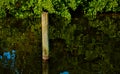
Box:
[42,12,49,61]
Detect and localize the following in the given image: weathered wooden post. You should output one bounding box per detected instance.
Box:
[42,12,49,61]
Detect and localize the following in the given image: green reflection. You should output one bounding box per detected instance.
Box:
[0,18,42,73]
[49,15,120,74]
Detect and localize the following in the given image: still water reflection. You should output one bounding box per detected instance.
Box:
[48,15,120,74]
[0,15,120,74]
[42,61,48,74]
[0,18,42,74]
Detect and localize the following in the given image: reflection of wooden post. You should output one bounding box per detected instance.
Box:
[42,61,48,74]
[42,12,49,61]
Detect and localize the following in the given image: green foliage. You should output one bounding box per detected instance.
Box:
[105,0,118,12]
[85,0,107,15]
[84,0,119,16]
[42,0,55,13]
[65,0,81,10]
[0,0,119,19]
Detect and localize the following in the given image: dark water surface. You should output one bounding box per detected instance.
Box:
[48,15,120,74]
[0,15,120,74]
[0,18,42,74]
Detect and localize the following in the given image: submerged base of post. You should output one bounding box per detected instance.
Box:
[42,56,49,61]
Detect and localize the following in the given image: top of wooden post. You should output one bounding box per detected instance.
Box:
[42,12,48,16]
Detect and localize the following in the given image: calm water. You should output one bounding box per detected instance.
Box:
[0,15,120,74]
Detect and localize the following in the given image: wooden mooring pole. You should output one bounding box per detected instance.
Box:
[42,12,49,61]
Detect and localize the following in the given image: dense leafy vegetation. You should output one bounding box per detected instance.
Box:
[0,0,120,19]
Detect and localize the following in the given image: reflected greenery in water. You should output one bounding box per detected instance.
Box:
[0,14,120,74]
[0,18,42,73]
[49,14,120,74]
